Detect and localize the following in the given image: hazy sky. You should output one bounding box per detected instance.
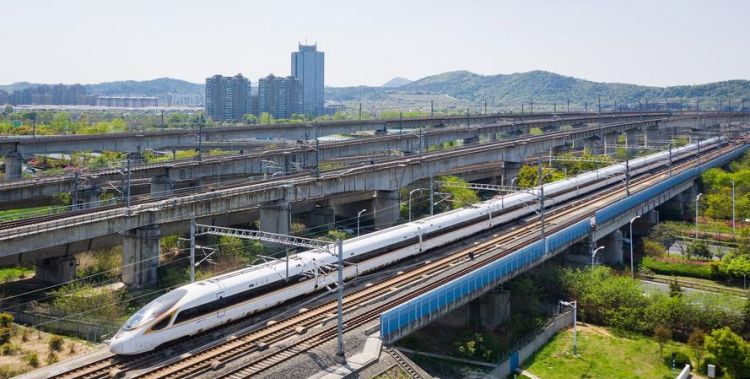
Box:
[1,0,748,87]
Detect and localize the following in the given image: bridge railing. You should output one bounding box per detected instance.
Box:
[380,218,591,344]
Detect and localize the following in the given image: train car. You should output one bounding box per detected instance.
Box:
[110,137,723,354]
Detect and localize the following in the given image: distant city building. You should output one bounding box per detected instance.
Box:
[97,96,158,108]
[0,90,8,105]
[205,74,251,121]
[7,84,96,106]
[291,44,324,116]
[257,74,303,119]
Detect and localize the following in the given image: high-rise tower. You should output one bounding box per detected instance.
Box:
[291,44,324,116]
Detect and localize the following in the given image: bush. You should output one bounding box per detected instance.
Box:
[0,327,10,345]
[1,344,20,356]
[46,351,58,365]
[663,351,691,369]
[642,238,666,257]
[24,352,39,368]
[49,335,64,352]
[641,257,717,279]
[0,364,22,379]
[0,312,12,328]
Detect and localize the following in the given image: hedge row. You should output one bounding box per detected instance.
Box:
[641,257,721,280]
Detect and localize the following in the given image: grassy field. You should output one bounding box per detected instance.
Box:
[523,325,696,379]
[0,266,34,283]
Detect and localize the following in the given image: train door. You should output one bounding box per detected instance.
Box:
[216,291,226,318]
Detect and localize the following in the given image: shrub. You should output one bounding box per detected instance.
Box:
[663,351,691,369]
[1,344,20,356]
[0,313,12,328]
[641,257,717,279]
[49,335,64,352]
[642,238,666,257]
[0,365,22,379]
[24,352,39,368]
[47,351,58,365]
[0,327,10,345]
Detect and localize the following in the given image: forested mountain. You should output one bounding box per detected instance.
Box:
[327,70,750,107]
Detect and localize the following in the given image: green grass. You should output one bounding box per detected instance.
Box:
[0,205,60,222]
[523,326,695,379]
[0,266,34,282]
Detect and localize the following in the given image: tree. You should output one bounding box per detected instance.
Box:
[741,298,750,340]
[703,327,750,378]
[642,238,666,257]
[726,255,750,288]
[2,105,12,115]
[654,324,672,357]
[438,176,479,209]
[243,114,258,124]
[687,240,711,261]
[687,329,706,363]
[258,112,274,124]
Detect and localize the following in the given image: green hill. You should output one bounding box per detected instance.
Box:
[327,70,750,109]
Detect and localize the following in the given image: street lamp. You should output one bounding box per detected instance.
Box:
[408,188,426,222]
[559,300,578,356]
[695,193,703,239]
[357,209,367,237]
[591,246,604,267]
[629,215,641,278]
[510,176,518,189]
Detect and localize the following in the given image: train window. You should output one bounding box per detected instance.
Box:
[150,316,171,332]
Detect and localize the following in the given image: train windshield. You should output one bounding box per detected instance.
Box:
[122,289,187,330]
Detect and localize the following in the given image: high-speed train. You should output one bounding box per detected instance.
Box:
[110,137,724,354]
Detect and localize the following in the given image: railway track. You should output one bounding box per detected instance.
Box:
[122,145,736,379]
[386,348,425,379]
[39,140,743,379]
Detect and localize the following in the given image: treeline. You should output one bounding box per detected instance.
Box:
[701,151,750,220]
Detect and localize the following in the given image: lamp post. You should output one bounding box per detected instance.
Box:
[357,209,367,237]
[408,188,426,222]
[591,246,604,267]
[695,193,703,240]
[629,215,641,278]
[510,176,518,190]
[560,300,578,356]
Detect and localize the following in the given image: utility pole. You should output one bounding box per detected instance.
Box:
[161,110,165,130]
[73,172,80,208]
[190,217,196,283]
[334,240,346,364]
[553,103,556,113]
[358,102,362,121]
[429,177,434,216]
[598,96,601,126]
[484,99,487,115]
[668,143,673,176]
[530,98,534,114]
[126,156,132,207]
[466,107,470,130]
[625,159,630,196]
[538,157,545,243]
[314,123,320,177]
[567,97,570,113]
[521,103,525,122]
[430,100,434,118]
[584,101,588,114]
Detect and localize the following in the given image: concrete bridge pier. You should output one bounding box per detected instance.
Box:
[597,229,624,265]
[644,127,660,146]
[35,255,76,284]
[625,129,641,147]
[631,210,658,237]
[260,202,291,235]
[75,185,102,209]
[373,190,400,230]
[121,224,161,288]
[150,174,174,197]
[435,287,510,331]
[3,151,23,181]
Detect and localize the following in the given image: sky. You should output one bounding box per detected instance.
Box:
[1,0,748,87]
